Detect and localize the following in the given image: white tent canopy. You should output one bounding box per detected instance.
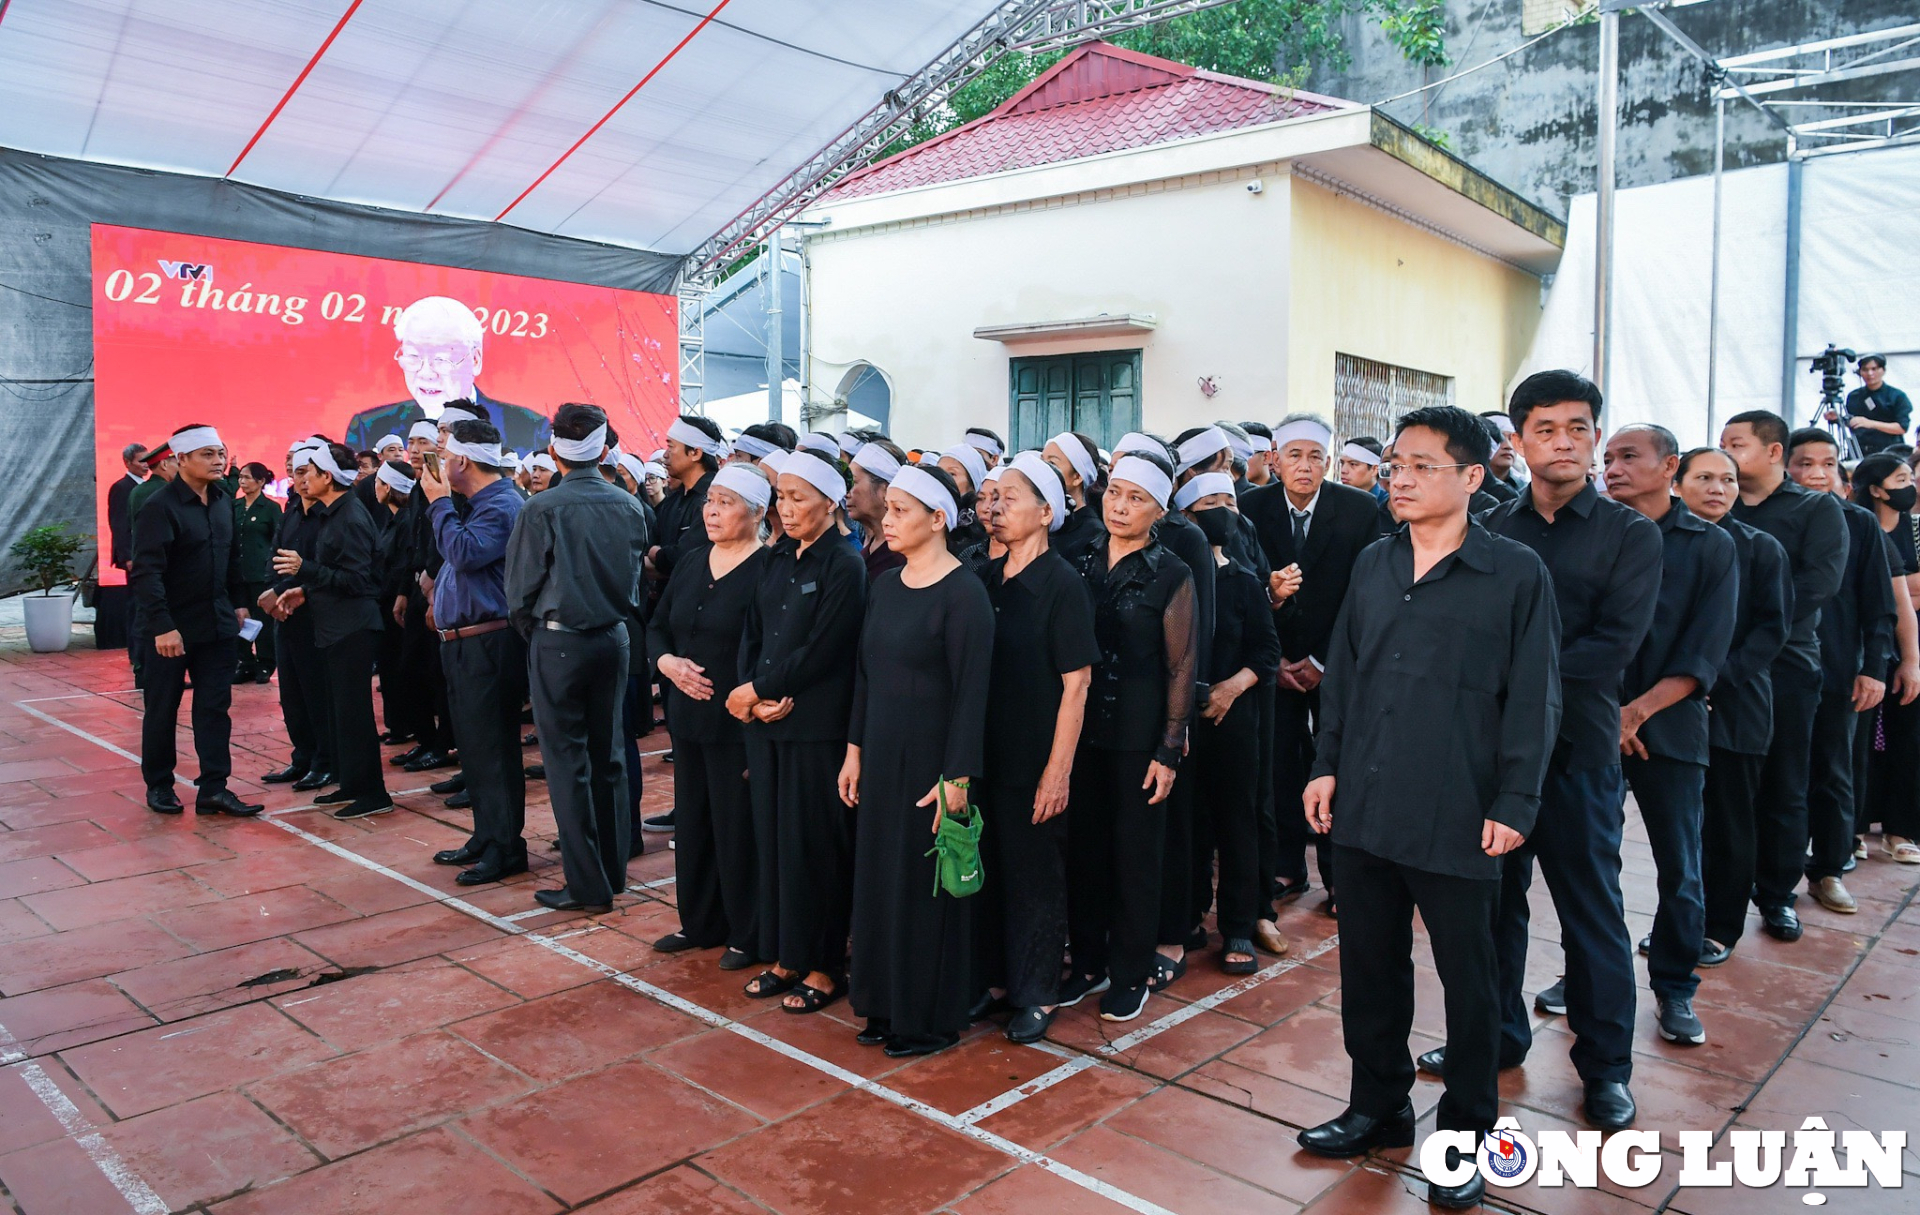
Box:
[0,0,993,254]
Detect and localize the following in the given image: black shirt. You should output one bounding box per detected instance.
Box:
[1482,481,1663,771]
[1730,474,1847,679]
[1709,517,1793,755]
[1075,534,1197,767]
[651,470,715,587]
[739,533,868,743]
[1621,500,1737,766]
[646,544,770,746]
[129,476,247,645]
[1051,502,1105,570]
[505,468,653,640]
[1208,559,1283,689]
[1156,511,1216,695]
[1844,384,1912,456]
[1312,523,1562,880]
[1816,499,1897,693]
[978,549,1101,786]
[291,492,384,647]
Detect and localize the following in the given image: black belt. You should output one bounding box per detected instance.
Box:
[540,619,622,636]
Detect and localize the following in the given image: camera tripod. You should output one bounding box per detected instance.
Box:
[1812,384,1864,462]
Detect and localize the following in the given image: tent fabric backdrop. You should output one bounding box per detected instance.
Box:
[0,148,680,597]
[1513,141,1920,449]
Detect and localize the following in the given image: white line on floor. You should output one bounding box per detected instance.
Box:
[1099,935,1340,1057]
[0,1020,168,1215]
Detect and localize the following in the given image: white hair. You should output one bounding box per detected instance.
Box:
[394,296,483,348]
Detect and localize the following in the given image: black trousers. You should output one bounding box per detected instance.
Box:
[977,776,1068,1008]
[673,738,757,952]
[320,628,386,802]
[1252,681,1276,920]
[1067,747,1163,992]
[746,731,782,965]
[1862,695,1920,839]
[1702,748,1765,946]
[1805,683,1860,883]
[1190,701,1263,941]
[529,627,631,905]
[622,673,647,854]
[1493,761,1635,1083]
[1272,685,1334,893]
[238,582,275,676]
[140,635,237,795]
[759,738,853,976]
[444,628,529,865]
[397,596,456,753]
[1158,757,1193,947]
[1755,664,1822,910]
[375,620,406,737]
[1623,754,1705,1001]
[277,612,333,775]
[1337,845,1499,1135]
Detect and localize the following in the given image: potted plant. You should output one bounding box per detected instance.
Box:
[10,524,89,653]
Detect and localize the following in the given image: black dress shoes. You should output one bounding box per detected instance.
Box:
[1761,905,1802,942]
[1272,876,1312,904]
[1007,1006,1056,1044]
[389,745,426,767]
[1417,1045,1526,1075]
[883,1032,958,1058]
[434,844,485,867]
[457,855,528,886]
[1583,1080,1637,1130]
[1427,1154,1486,1209]
[260,764,303,784]
[403,749,455,772]
[524,763,545,780]
[291,770,335,792]
[379,730,412,746]
[1698,938,1734,967]
[968,991,1014,1021]
[146,786,184,814]
[533,888,611,913]
[1297,1104,1416,1157]
[430,775,466,795]
[444,790,472,809]
[856,1019,892,1046]
[196,789,264,817]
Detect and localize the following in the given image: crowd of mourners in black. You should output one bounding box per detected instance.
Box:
[118,356,1920,1209]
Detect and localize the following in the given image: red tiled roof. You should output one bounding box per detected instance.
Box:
[828,42,1350,201]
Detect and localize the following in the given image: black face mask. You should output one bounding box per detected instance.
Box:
[1192,506,1236,546]
[1884,484,1917,513]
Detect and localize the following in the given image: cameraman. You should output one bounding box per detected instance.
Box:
[1844,355,1911,456]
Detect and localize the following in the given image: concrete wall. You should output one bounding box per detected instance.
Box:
[1308,0,1915,216]
[1287,175,1543,417]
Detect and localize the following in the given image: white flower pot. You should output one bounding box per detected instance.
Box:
[23,592,75,653]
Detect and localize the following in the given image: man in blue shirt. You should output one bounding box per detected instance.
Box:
[422,419,527,886]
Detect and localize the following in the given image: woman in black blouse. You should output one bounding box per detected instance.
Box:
[840,462,995,1056]
[233,462,282,684]
[1174,472,1284,974]
[1063,452,1197,1022]
[1043,431,1108,568]
[271,442,391,819]
[973,453,1099,1043]
[649,466,773,967]
[731,451,868,1012]
[1850,454,1920,864]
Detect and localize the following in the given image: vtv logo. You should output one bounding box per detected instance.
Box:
[158,261,211,282]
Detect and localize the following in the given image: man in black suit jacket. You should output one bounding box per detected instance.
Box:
[1241,415,1385,916]
[106,442,149,572]
[343,296,552,455]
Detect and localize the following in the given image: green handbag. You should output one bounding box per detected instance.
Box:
[925,777,985,898]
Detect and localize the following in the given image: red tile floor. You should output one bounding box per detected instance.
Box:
[0,632,1915,1215]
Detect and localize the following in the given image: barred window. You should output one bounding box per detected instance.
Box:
[1332,352,1454,445]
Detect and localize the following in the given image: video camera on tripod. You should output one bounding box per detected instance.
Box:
[1811,343,1862,461]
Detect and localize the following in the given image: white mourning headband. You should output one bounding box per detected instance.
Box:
[550,423,608,463]
[1246,434,1272,453]
[733,434,778,460]
[617,452,648,483]
[526,454,556,473]
[641,461,667,480]
[408,421,441,443]
[1047,431,1097,484]
[981,465,1004,485]
[1109,455,1171,508]
[1273,418,1334,451]
[1175,426,1229,475]
[377,463,417,495]
[942,443,989,490]
[295,443,358,485]
[963,432,1003,458]
[712,463,772,511]
[890,464,958,530]
[374,433,405,453]
[758,450,788,477]
[1340,442,1382,467]
[170,426,222,455]
[600,442,624,467]
[444,434,504,467]
[668,418,729,458]
[436,404,480,426]
[1008,451,1067,533]
[851,442,901,481]
[835,431,862,457]
[796,433,838,458]
[1173,471,1236,511]
[1223,430,1254,461]
[1488,413,1517,436]
[780,450,847,506]
[1113,432,1165,460]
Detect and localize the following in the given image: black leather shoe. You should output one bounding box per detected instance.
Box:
[1761,905,1802,942]
[1272,876,1311,904]
[1417,1046,1526,1075]
[534,888,611,913]
[389,745,426,767]
[146,786,184,815]
[522,731,538,747]
[1296,1104,1416,1158]
[196,789,263,817]
[434,844,484,866]
[1583,1080,1637,1130]
[291,770,335,792]
[403,749,455,772]
[444,790,472,809]
[968,992,1014,1021]
[313,788,355,805]
[254,670,273,685]
[1007,1006,1056,1044]
[260,764,303,784]
[883,1032,958,1058]
[430,775,466,795]
[457,855,529,886]
[856,1019,891,1046]
[379,731,412,746]
[1427,1157,1486,1209]
[1698,938,1734,967]
[524,763,545,780]
[331,798,394,819]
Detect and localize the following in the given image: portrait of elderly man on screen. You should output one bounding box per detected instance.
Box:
[344,296,552,454]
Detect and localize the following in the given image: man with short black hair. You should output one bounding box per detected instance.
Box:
[1479,410,1526,496]
[1241,421,1275,488]
[131,424,262,818]
[1467,369,1661,1131]
[1297,405,1559,1213]
[1842,355,1911,456]
[1722,410,1848,942]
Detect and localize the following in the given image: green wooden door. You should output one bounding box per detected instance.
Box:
[1009,350,1142,453]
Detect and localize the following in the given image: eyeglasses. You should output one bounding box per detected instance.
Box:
[1381,462,1471,481]
[395,349,472,374]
